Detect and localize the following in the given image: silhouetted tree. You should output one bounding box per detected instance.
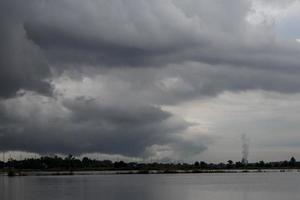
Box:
[257,160,265,168]
[289,157,296,167]
[200,161,208,169]
[282,160,289,167]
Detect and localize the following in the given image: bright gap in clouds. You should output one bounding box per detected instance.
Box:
[163,90,300,163]
[248,0,300,41]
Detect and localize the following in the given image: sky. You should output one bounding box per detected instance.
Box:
[1,0,300,163]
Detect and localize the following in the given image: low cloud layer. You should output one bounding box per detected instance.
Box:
[0,92,207,159]
[1,0,300,161]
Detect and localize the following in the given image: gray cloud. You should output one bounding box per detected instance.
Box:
[0,93,206,158]
[3,0,300,96]
[23,0,248,67]
[64,62,300,106]
[0,0,52,98]
[20,0,300,81]
[2,0,300,160]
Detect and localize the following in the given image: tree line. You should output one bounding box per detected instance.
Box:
[0,155,298,171]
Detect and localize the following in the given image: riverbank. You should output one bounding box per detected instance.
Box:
[2,168,300,176]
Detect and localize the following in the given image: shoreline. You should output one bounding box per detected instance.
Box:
[1,168,300,177]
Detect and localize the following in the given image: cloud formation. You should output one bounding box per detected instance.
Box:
[0,92,208,159]
[1,0,300,161]
[0,0,52,98]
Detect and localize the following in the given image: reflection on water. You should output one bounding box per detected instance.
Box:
[1,172,300,200]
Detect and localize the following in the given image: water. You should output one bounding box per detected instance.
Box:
[1,172,300,200]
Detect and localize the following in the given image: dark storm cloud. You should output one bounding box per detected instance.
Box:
[3,0,300,95]
[24,23,160,66]
[21,0,300,77]
[0,0,52,98]
[0,94,205,157]
[22,0,245,67]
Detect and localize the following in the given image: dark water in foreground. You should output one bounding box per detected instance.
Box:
[1,172,300,200]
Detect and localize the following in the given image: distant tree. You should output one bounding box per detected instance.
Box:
[227,160,233,169]
[258,160,265,168]
[218,162,226,169]
[194,161,200,167]
[114,161,127,169]
[65,154,75,170]
[235,161,243,168]
[282,160,289,167]
[200,161,208,169]
[82,157,90,168]
[0,161,4,169]
[289,157,296,167]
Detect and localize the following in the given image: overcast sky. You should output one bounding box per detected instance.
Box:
[1,0,300,163]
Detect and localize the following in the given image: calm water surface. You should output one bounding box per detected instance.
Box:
[1,172,300,200]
